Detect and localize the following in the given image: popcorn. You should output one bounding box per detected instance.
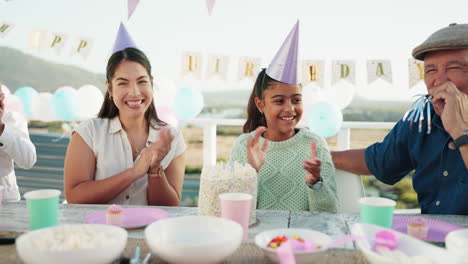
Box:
[198,162,258,225]
[30,225,120,250]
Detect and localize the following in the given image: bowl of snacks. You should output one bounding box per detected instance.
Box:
[145,215,242,264]
[16,224,127,264]
[352,223,456,264]
[255,228,332,263]
[444,229,468,261]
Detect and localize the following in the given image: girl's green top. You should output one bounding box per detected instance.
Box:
[230,128,338,212]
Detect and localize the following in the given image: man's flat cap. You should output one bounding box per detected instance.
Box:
[412,23,468,61]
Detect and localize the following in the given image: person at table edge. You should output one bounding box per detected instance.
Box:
[332,23,468,214]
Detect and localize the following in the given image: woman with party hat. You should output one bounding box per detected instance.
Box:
[64,23,186,206]
[230,21,338,212]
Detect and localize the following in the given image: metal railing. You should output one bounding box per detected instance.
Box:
[183,119,395,167]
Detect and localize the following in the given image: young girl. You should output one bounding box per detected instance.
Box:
[64,47,186,206]
[230,69,338,212]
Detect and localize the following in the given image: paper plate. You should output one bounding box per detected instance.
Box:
[392,215,462,242]
[84,207,170,229]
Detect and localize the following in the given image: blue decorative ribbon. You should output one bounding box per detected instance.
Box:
[402,94,433,134]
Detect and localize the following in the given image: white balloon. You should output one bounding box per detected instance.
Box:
[77,85,104,119]
[156,105,179,127]
[1,84,11,95]
[31,92,59,122]
[4,94,24,115]
[321,80,356,110]
[302,83,324,109]
[154,77,178,107]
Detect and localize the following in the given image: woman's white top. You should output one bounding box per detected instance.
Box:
[74,117,186,205]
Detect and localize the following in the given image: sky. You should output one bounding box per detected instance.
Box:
[1,0,467,102]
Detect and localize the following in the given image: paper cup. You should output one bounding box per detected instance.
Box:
[24,189,61,230]
[359,197,396,228]
[220,193,252,241]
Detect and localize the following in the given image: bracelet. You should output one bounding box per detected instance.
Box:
[148,166,164,178]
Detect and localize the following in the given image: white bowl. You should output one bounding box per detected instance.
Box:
[16,224,127,264]
[145,215,242,264]
[255,228,333,264]
[446,229,468,259]
[352,223,456,264]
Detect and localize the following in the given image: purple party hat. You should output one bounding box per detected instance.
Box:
[266,20,299,84]
[112,22,138,54]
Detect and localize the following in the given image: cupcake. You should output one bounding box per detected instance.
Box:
[106,204,124,225]
[407,217,429,239]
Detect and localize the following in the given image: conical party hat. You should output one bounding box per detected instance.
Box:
[112,22,138,54]
[266,20,299,84]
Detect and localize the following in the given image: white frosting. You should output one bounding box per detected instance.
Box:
[201,162,257,179]
[198,162,258,225]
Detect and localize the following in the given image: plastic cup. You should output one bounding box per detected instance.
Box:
[359,197,396,228]
[220,193,252,241]
[24,189,61,230]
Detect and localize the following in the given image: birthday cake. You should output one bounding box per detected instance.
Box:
[198,162,258,225]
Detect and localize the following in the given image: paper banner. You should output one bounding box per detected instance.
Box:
[238,56,262,81]
[28,29,48,53]
[367,60,392,84]
[301,60,325,88]
[331,60,356,86]
[70,37,94,60]
[205,54,229,80]
[45,32,68,55]
[408,59,424,88]
[181,52,203,79]
[128,0,140,20]
[206,0,216,16]
[0,22,15,38]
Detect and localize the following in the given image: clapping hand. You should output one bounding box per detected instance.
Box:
[247,126,269,172]
[147,127,174,173]
[132,148,153,178]
[303,140,321,186]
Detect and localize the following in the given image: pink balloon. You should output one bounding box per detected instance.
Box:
[4,94,24,114]
[56,86,76,93]
[1,84,11,95]
[156,105,178,127]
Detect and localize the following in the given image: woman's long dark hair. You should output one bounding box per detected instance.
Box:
[242,69,275,133]
[98,47,166,129]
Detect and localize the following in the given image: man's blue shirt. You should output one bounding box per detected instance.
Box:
[365,109,468,214]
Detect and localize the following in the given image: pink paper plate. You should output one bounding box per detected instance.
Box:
[392,215,462,242]
[84,207,170,229]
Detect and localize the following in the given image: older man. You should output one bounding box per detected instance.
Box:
[332,23,468,214]
[0,87,37,202]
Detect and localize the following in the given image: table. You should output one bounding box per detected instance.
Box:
[2,202,468,263]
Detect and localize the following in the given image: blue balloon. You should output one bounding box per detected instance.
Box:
[306,101,343,138]
[174,87,204,120]
[53,90,79,120]
[14,86,38,116]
